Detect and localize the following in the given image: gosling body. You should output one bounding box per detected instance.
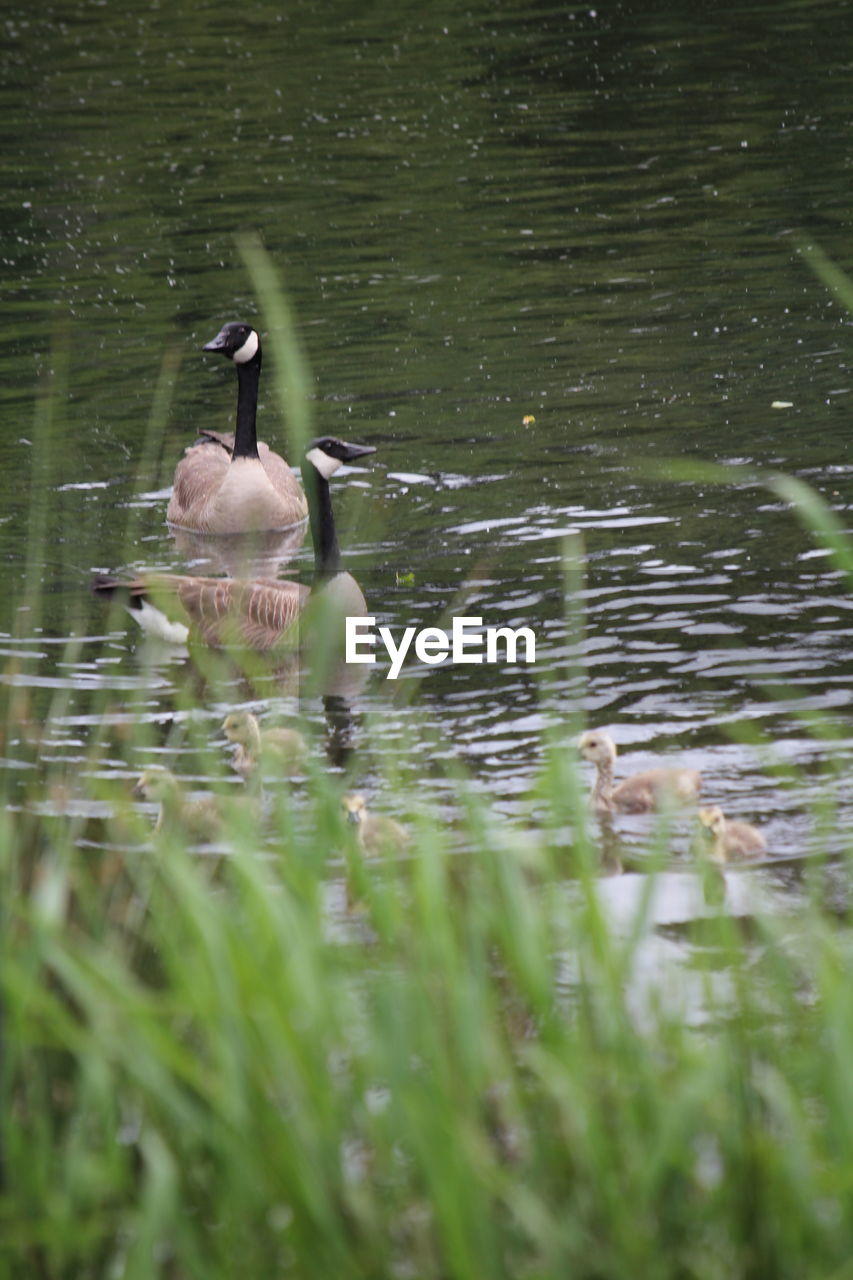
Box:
[578,729,702,815]
[133,767,224,841]
[697,806,766,863]
[222,710,306,778]
[342,792,410,854]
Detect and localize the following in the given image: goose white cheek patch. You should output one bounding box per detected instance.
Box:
[232,329,260,363]
[304,446,343,480]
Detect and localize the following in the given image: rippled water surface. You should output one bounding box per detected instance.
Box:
[2,0,852,899]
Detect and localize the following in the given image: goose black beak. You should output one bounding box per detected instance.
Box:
[202,329,229,353]
[341,443,377,462]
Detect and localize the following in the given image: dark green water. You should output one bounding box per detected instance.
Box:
[2,0,852,865]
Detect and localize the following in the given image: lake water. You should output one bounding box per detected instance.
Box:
[2,0,852,899]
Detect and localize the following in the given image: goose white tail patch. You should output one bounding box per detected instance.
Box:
[134,600,190,645]
[232,329,260,364]
[305,446,344,480]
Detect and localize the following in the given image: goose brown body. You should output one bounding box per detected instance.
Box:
[168,432,308,534]
[96,572,308,651]
[578,729,702,815]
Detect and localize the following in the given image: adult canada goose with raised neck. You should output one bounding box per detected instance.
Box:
[94,435,375,651]
[167,321,309,534]
[578,729,702,815]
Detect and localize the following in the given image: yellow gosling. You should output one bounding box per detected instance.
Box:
[133,767,224,841]
[222,710,306,779]
[342,792,410,855]
[697,805,766,863]
[578,729,701,815]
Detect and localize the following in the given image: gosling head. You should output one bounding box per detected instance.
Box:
[222,710,254,745]
[698,806,726,838]
[342,792,368,826]
[133,766,179,803]
[203,320,260,365]
[577,729,618,768]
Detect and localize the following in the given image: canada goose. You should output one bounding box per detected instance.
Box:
[133,766,225,841]
[342,793,410,854]
[577,729,702,814]
[167,321,308,534]
[222,710,307,779]
[696,806,766,863]
[93,436,375,651]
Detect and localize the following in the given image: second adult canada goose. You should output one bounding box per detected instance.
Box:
[167,321,308,534]
[94,435,375,651]
[696,806,767,863]
[578,729,702,815]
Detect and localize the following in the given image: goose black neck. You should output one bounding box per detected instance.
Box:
[304,462,342,576]
[231,350,262,461]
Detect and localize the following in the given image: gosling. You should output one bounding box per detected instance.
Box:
[697,806,766,863]
[222,710,307,779]
[133,766,224,841]
[578,729,701,815]
[342,793,410,854]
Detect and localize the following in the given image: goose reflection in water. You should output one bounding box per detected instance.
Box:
[169,522,307,581]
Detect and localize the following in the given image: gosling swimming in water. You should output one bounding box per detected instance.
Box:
[696,805,766,863]
[342,792,410,854]
[577,729,702,814]
[222,710,306,779]
[133,766,224,841]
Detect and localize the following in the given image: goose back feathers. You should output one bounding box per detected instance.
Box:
[95,572,309,651]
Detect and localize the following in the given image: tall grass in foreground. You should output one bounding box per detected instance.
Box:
[3,707,853,1280]
[3,244,853,1279]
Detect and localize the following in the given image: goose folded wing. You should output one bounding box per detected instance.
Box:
[169,440,233,523]
[165,575,308,649]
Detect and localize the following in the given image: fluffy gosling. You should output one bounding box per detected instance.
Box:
[222,710,307,779]
[133,766,224,841]
[697,805,766,863]
[342,793,410,854]
[578,729,701,814]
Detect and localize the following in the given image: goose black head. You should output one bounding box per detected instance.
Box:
[203,321,261,365]
[304,436,376,480]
